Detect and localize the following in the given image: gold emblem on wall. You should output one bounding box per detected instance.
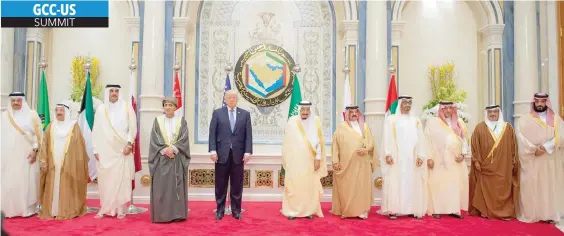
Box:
[234,44,296,107]
[141,175,151,187]
[255,170,274,188]
[189,169,251,188]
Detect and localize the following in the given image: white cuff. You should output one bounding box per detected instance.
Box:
[461,138,469,155]
[160,149,166,155]
[315,144,321,160]
[171,145,179,154]
[244,153,250,156]
[210,151,217,155]
[32,143,39,149]
[543,138,556,154]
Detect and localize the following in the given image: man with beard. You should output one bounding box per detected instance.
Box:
[330,105,376,219]
[469,105,519,220]
[92,85,137,219]
[38,102,90,220]
[380,96,428,220]
[425,101,469,219]
[281,101,328,220]
[1,92,42,218]
[516,93,564,224]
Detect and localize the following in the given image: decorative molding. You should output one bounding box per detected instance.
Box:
[188,169,251,188]
[513,100,532,104]
[141,175,151,186]
[390,21,406,46]
[364,112,386,116]
[173,17,190,41]
[340,20,359,46]
[320,170,333,188]
[124,17,141,41]
[364,98,386,102]
[278,170,285,187]
[480,24,505,49]
[254,170,274,188]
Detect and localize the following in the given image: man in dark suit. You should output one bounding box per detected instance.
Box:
[209,90,253,220]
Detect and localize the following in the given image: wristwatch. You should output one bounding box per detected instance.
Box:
[32,148,39,153]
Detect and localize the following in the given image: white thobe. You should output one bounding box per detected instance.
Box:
[1,110,41,217]
[381,115,428,217]
[92,101,137,216]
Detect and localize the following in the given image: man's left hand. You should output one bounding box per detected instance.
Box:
[356,148,367,156]
[456,155,465,163]
[123,145,133,155]
[243,155,250,164]
[314,160,320,171]
[28,151,37,164]
[416,158,423,167]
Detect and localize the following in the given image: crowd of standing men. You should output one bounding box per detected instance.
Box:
[1,84,562,225]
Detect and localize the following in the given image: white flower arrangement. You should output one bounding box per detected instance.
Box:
[420,102,470,124]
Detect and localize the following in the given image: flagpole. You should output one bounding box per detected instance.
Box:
[36,57,48,214]
[172,59,190,213]
[126,58,148,215]
[83,58,101,214]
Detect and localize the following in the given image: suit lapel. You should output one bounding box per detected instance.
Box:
[233,108,243,133]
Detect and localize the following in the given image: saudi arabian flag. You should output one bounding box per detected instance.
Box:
[78,72,96,181]
[37,70,50,130]
[282,74,302,176]
[385,74,398,117]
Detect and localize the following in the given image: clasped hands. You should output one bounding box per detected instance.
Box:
[162,146,176,159]
[535,145,547,157]
[385,155,424,167]
[356,148,368,156]
[455,154,466,163]
[93,143,134,161]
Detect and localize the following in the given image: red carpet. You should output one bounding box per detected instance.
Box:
[4,200,563,236]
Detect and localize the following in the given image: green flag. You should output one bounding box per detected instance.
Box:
[79,72,94,129]
[282,75,302,176]
[37,70,50,130]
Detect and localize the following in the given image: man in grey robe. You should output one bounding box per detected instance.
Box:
[148,97,191,223]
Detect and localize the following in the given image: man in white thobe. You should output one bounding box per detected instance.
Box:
[380,96,428,220]
[516,93,564,224]
[92,84,137,219]
[1,92,42,217]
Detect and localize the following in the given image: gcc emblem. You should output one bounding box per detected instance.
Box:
[234,44,296,107]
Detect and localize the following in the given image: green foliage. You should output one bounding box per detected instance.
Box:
[70,56,103,102]
[423,62,467,110]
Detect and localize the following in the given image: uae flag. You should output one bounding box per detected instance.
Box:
[385,74,398,117]
[129,68,142,190]
[78,71,96,182]
[282,74,302,176]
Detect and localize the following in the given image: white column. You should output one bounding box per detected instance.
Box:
[140,1,166,155]
[365,0,387,203]
[546,1,559,112]
[514,1,539,119]
[1,29,15,111]
[479,24,504,106]
[365,1,387,115]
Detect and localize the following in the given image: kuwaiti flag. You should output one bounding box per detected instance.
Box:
[384,74,398,117]
[78,71,96,181]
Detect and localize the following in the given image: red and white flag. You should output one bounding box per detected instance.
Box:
[173,71,183,116]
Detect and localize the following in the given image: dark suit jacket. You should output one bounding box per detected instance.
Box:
[208,107,253,164]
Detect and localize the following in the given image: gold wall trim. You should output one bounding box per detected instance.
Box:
[278,170,285,187]
[494,49,502,105]
[348,45,356,102]
[254,170,274,188]
[374,177,383,190]
[321,170,333,188]
[391,46,399,84]
[188,169,251,188]
[141,174,151,187]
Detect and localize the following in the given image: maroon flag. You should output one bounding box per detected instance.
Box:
[132,96,142,190]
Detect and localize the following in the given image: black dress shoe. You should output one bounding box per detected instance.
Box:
[306,215,314,220]
[233,213,241,220]
[449,213,464,219]
[432,214,441,219]
[287,216,296,220]
[215,213,224,220]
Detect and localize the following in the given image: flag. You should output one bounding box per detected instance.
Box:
[222,74,231,107]
[282,74,302,176]
[342,71,352,121]
[130,69,142,190]
[173,71,183,116]
[385,74,398,116]
[78,71,96,182]
[37,70,50,130]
